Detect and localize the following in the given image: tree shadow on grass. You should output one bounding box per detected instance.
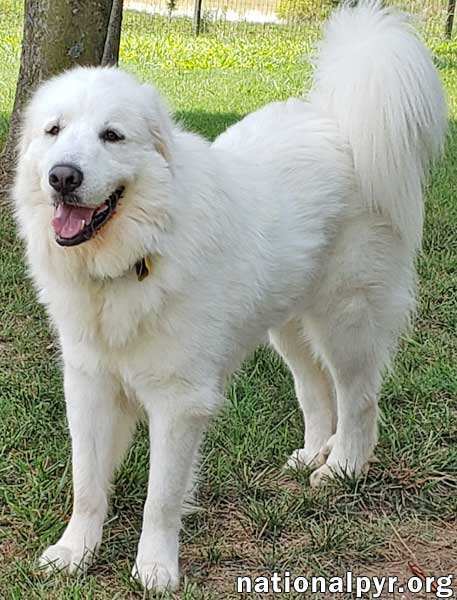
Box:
[0,111,11,155]
[175,110,242,142]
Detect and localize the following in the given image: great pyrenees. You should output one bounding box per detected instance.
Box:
[13,0,446,591]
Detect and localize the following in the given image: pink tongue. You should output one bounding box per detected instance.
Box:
[52,204,96,238]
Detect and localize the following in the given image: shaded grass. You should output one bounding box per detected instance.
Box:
[0,0,456,597]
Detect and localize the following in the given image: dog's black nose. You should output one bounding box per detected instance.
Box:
[48,164,83,194]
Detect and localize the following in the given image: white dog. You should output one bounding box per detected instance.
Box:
[13,0,446,591]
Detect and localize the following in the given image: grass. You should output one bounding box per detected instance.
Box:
[0,0,456,598]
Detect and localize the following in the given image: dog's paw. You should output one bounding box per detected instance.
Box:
[38,543,96,574]
[309,437,376,488]
[309,460,372,487]
[309,463,336,487]
[132,559,179,592]
[285,448,326,471]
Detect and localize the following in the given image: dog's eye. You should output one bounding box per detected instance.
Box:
[46,125,60,136]
[101,129,124,143]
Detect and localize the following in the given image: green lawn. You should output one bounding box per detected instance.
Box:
[0,1,456,598]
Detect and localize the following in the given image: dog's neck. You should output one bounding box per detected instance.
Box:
[84,253,159,286]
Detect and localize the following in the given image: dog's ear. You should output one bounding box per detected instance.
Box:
[141,83,174,164]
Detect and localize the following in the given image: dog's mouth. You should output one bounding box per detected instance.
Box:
[51,187,124,247]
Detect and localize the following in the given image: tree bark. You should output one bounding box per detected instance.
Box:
[1,0,123,178]
[102,0,124,66]
[446,0,456,39]
[193,0,203,35]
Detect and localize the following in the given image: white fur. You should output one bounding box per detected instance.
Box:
[13,1,446,591]
[309,0,448,251]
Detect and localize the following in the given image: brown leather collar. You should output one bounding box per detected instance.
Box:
[135,255,155,281]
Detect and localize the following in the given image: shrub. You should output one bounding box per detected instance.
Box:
[276,0,337,23]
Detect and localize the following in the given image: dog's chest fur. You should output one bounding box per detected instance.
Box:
[46,273,165,354]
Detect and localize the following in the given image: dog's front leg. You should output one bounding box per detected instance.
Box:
[132,390,210,592]
[40,362,137,574]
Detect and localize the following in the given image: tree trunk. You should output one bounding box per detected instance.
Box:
[446,0,456,38]
[102,0,125,66]
[1,0,123,178]
[193,0,203,35]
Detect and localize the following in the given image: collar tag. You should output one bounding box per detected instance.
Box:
[135,255,154,281]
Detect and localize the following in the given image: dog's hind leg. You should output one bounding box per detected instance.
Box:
[39,364,138,573]
[306,280,409,487]
[270,319,336,471]
[308,306,383,487]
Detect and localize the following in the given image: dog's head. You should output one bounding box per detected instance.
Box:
[14,67,174,278]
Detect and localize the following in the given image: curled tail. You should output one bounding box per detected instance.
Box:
[310,0,447,250]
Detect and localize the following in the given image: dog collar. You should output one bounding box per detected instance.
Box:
[135,255,155,281]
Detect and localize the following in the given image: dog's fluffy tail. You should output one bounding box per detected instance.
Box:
[310,0,447,250]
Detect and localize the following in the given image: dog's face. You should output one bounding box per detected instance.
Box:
[15,67,174,276]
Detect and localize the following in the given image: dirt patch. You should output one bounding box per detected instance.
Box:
[179,514,457,598]
[356,524,457,599]
[0,539,22,564]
